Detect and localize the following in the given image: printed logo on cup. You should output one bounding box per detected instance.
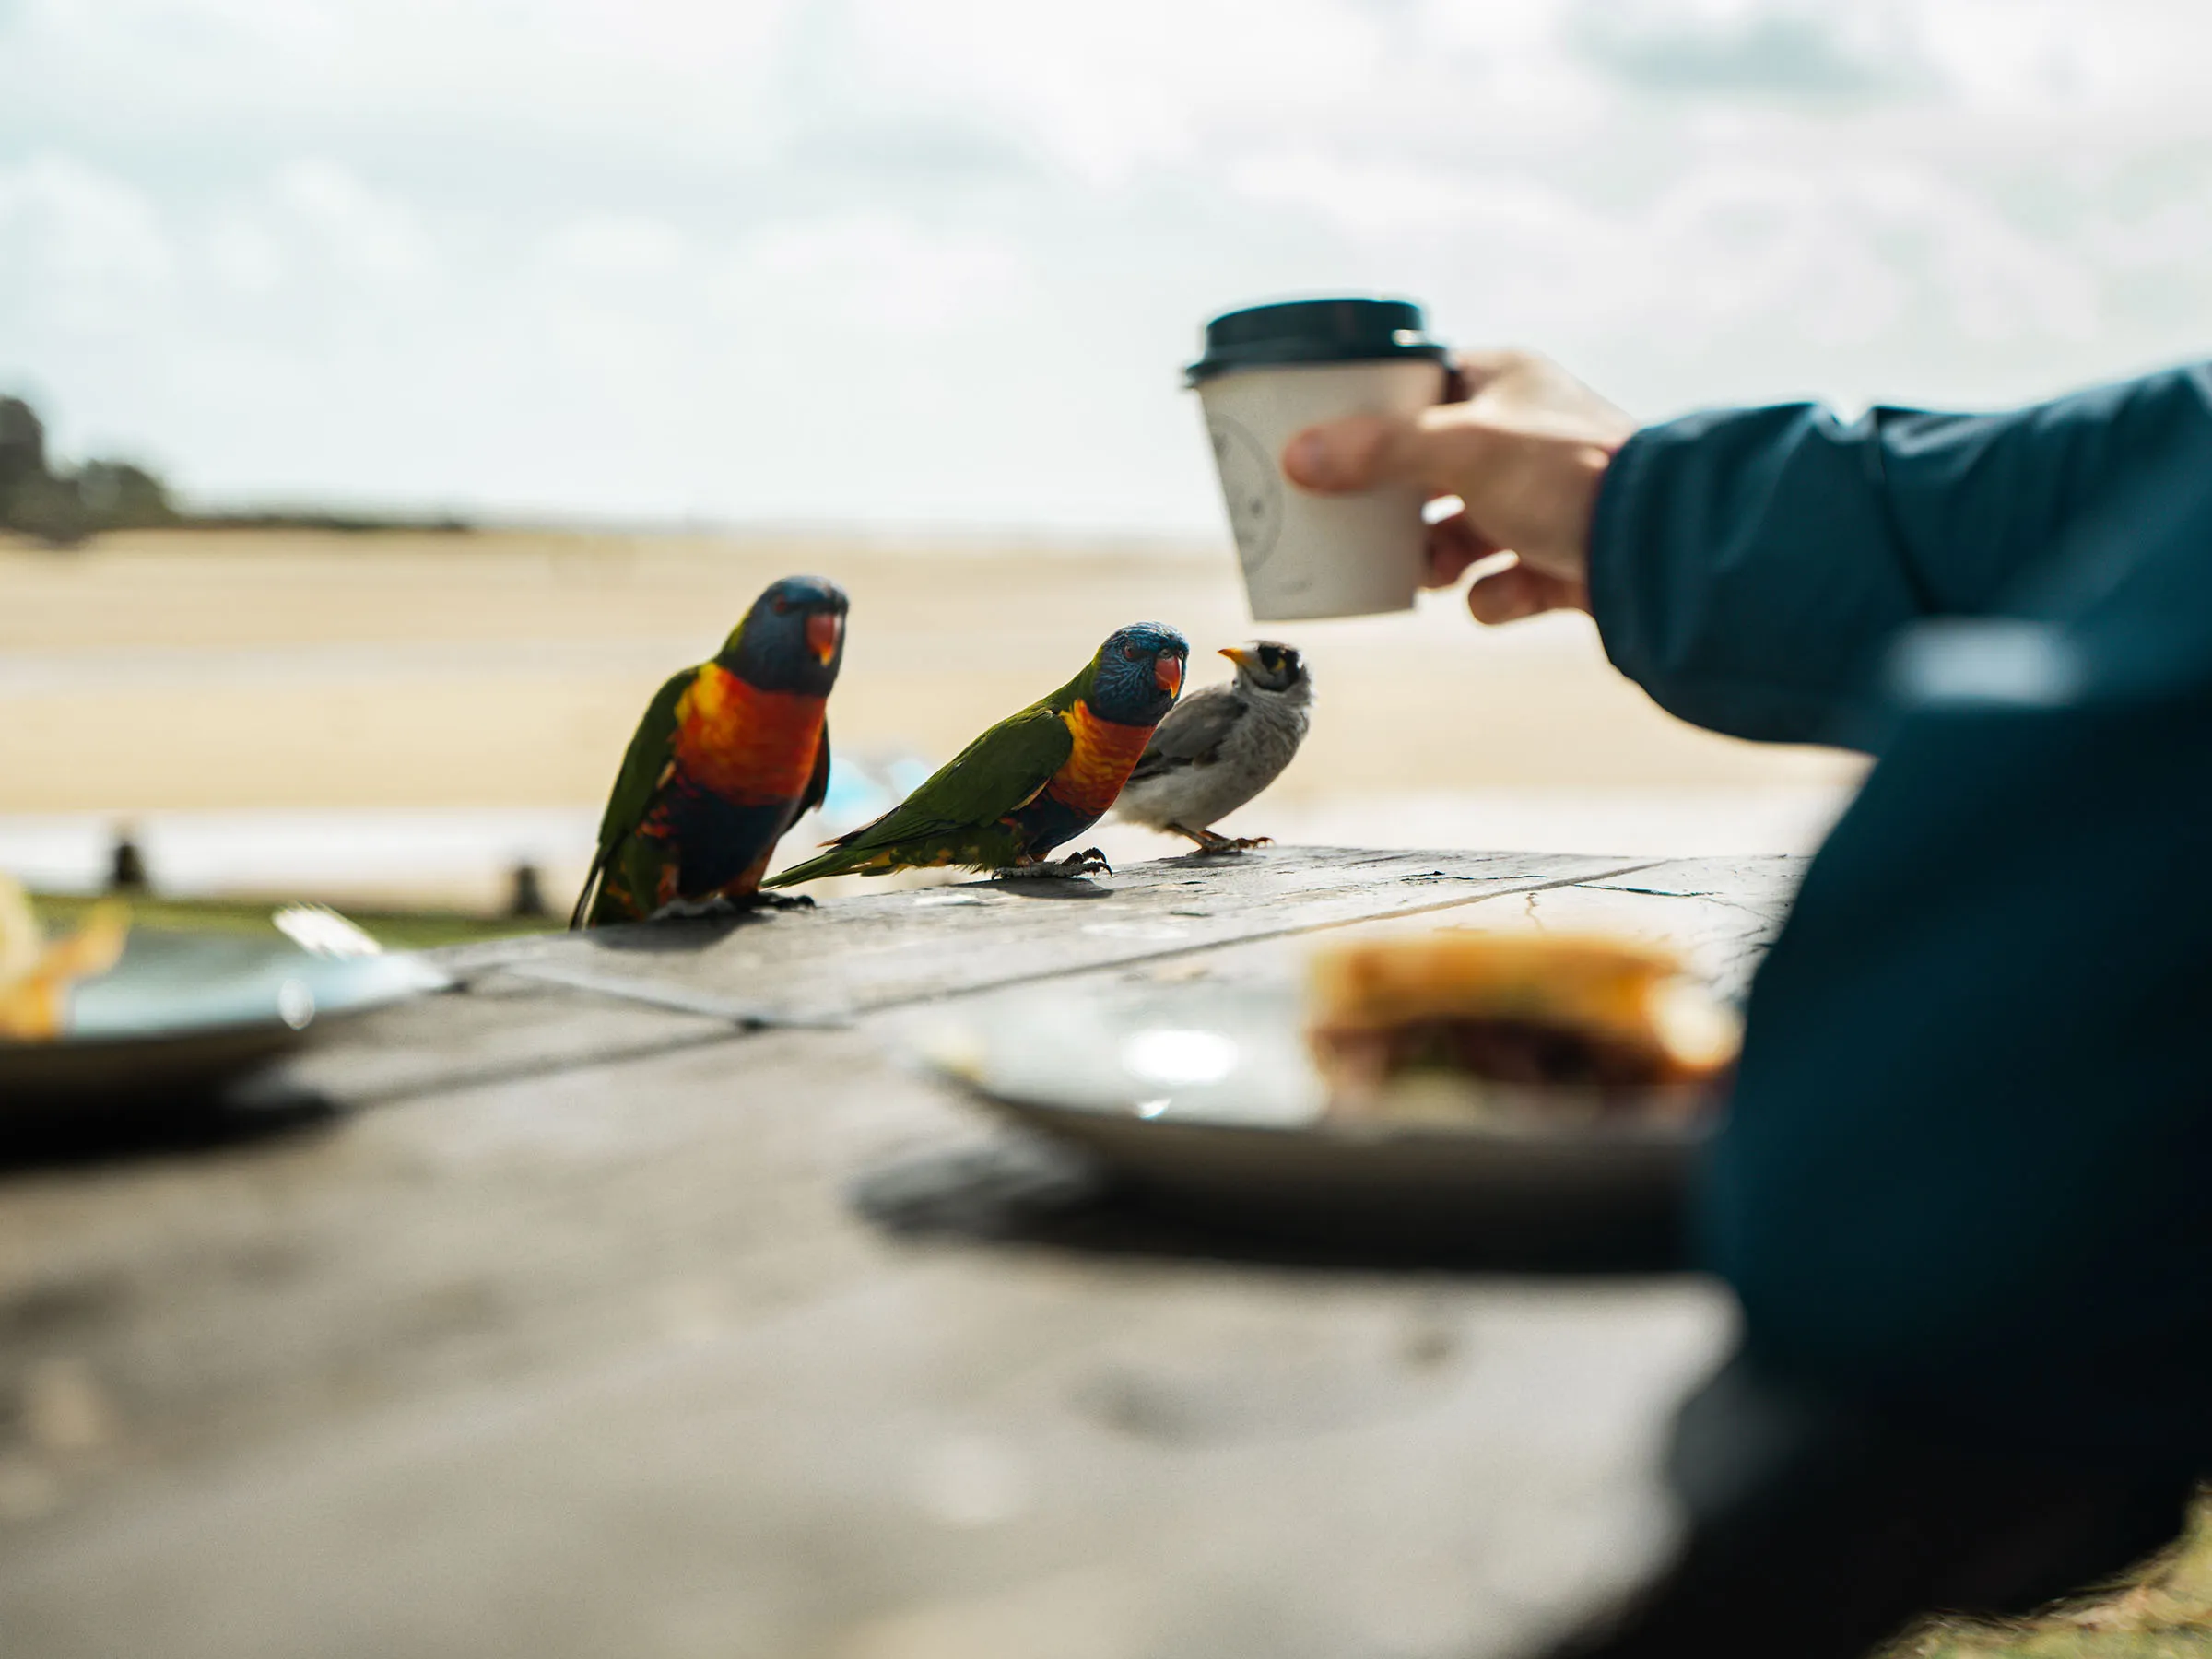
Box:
[1208,416,1283,572]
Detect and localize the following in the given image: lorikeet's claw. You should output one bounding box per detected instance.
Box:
[1168,824,1271,854]
[747,891,816,912]
[651,890,814,921]
[997,848,1112,880]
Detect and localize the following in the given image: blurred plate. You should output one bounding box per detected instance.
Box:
[0,928,447,1108]
[912,980,1719,1253]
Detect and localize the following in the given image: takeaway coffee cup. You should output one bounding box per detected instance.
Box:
[1187,297,1450,621]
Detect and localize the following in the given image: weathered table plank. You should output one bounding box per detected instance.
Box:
[0,850,1800,1659]
[434,850,1678,1023]
[279,972,738,1105]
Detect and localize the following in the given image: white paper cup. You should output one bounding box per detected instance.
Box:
[1195,357,1448,621]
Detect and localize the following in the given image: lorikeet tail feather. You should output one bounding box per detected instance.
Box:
[569,857,607,930]
[760,833,867,889]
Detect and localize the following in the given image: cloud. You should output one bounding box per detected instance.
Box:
[843,0,1391,184]
[0,153,172,288]
[726,213,1031,333]
[1226,149,2100,354]
[272,159,435,285]
[1913,0,2212,112]
[1571,1,1932,99]
[204,212,287,296]
[541,215,688,280]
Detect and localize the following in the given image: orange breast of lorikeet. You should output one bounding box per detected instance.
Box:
[673,665,826,806]
[1046,700,1157,818]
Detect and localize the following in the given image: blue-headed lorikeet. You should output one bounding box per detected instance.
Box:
[766,622,1188,886]
[571,576,847,927]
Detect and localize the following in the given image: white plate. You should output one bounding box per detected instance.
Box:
[0,928,447,1109]
[911,980,1720,1253]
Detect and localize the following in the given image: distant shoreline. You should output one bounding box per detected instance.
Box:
[171,511,478,535]
[2,521,1232,558]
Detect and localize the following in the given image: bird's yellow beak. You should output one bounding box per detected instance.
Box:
[1218,645,1256,670]
[806,611,842,665]
[1155,653,1184,695]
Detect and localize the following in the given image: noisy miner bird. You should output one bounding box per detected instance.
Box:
[571,575,847,927]
[1114,641,1312,852]
[768,622,1188,886]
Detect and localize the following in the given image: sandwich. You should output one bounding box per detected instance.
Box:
[1306,930,1737,1104]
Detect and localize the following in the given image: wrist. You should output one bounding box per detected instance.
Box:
[1581,425,1652,653]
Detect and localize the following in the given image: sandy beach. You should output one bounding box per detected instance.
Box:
[0,529,1864,903]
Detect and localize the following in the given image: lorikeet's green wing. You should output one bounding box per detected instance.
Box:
[872,704,1072,840]
[570,666,693,928]
[766,701,1073,886]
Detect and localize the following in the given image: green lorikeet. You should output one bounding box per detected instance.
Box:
[767,622,1188,887]
[571,576,848,927]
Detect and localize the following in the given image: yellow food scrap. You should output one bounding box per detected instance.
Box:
[0,876,128,1041]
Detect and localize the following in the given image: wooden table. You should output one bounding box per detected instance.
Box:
[0,849,1801,1659]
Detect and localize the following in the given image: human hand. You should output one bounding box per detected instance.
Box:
[1280,350,1634,624]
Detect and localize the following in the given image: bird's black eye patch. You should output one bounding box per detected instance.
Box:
[1123,644,1141,661]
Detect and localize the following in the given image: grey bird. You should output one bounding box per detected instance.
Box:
[1113,641,1312,852]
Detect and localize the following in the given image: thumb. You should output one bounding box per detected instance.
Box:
[1281,406,1492,496]
[1280,413,1397,494]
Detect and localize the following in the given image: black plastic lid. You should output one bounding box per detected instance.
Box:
[1184,297,1446,385]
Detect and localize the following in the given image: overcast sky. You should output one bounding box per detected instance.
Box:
[3,0,2209,531]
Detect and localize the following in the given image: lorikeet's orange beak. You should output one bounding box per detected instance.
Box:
[1155,653,1184,695]
[806,611,842,665]
[1218,646,1256,670]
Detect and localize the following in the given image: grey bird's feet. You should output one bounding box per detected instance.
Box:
[1168,823,1272,853]
[999,847,1112,879]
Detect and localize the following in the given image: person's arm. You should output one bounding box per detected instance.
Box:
[1590,366,2212,744]
[1283,357,2212,748]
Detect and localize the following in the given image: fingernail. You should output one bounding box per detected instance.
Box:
[1283,431,1329,486]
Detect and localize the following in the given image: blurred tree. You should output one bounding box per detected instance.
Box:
[77,460,179,529]
[0,396,45,493]
[0,394,179,544]
[5,471,91,547]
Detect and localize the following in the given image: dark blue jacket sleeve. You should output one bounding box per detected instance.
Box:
[1588,366,2212,745]
[1588,367,2212,1460]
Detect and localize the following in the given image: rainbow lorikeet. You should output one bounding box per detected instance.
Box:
[570,576,847,928]
[766,622,1188,886]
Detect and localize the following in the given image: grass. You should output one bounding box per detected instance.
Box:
[1887,1495,2212,1657]
[30,890,562,951]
